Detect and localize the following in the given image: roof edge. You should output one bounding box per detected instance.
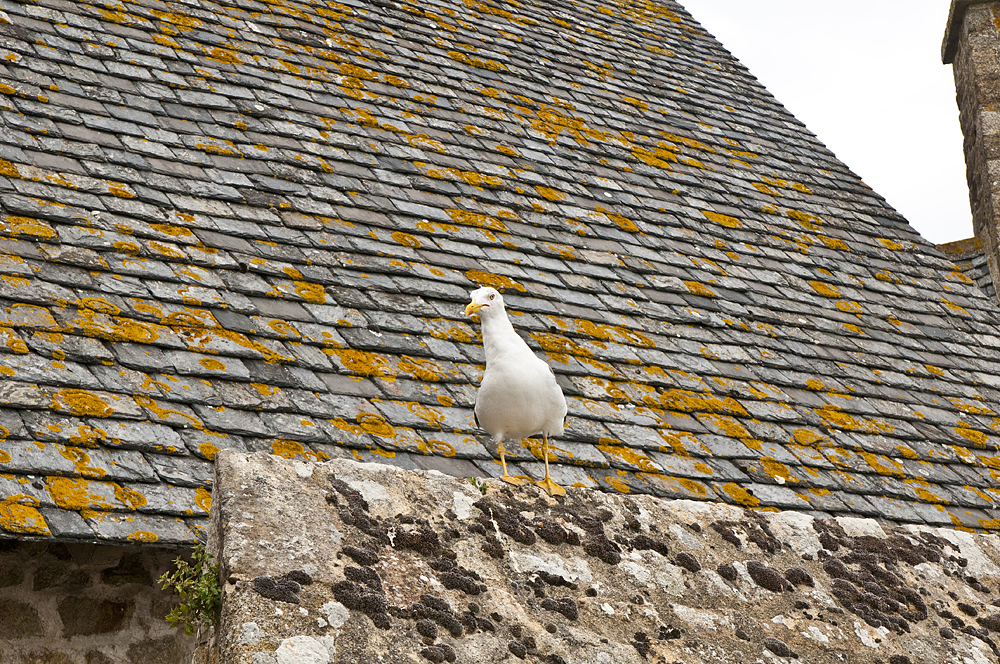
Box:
[936,235,983,257]
[943,0,995,64]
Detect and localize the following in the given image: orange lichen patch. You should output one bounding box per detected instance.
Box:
[399,401,444,429]
[324,414,386,443]
[535,185,567,202]
[955,427,990,447]
[195,142,241,157]
[198,443,220,460]
[446,208,507,232]
[701,210,741,228]
[857,451,903,476]
[760,458,797,484]
[582,60,613,80]
[206,47,243,65]
[126,531,159,543]
[550,318,655,348]
[465,270,526,292]
[56,446,106,478]
[323,349,397,380]
[836,300,863,314]
[946,268,973,285]
[719,482,760,507]
[390,231,422,248]
[416,162,504,188]
[818,235,850,251]
[417,437,457,457]
[910,484,947,504]
[51,389,115,418]
[447,51,505,71]
[785,210,822,231]
[149,8,203,30]
[595,206,639,232]
[408,133,448,156]
[291,281,327,304]
[693,462,713,475]
[2,216,57,240]
[0,159,19,178]
[271,440,328,462]
[684,281,716,298]
[878,238,904,251]
[621,96,649,112]
[941,298,969,316]
[791,428,828,447]
[596,441,659,472]
[814,405,893,434]
[198,357,226,371]
[0,495,49,535]
[654,427,697,457]
[426,319,475,343]
[948,398,995,416]
[631,144,677,169]
[696,412,751,439]
[658,131,715,154]
[398,356,449,382]
[195,487,212,513]
[113,484,147,510]
[133,395,204,429]
[150,223,195,238]
[660,390,748,417]
[528,331,591,361]
[46,477,117,511]
[752,182,780,196]
[809,280,839,298]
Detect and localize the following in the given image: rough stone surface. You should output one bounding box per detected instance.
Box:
[947,1,1000,301]
[0,540,198,663]
[214,451,1000,664]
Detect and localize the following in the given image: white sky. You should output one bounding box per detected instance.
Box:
[679,0,971,245]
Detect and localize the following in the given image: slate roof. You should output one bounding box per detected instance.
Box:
[0,0,998,546]
[938,237,995,300]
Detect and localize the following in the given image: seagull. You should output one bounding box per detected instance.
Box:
[465,286,568,496]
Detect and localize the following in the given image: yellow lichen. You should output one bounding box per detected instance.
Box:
[465,270,525,292]
[720,482,760,507]
[701,210,741,228]
[809,281,839,298]
[51,390,114,418]
[0,495,49,535]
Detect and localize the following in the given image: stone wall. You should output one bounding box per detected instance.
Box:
[0,540,198,664]
[946,0,1000,303]
[211,451,1000,664]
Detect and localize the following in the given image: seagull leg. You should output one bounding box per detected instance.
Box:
[535,434,566,497]
[497,439,523,485]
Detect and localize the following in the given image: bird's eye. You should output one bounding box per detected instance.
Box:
[489,293,495,300]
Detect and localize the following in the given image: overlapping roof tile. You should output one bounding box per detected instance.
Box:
[1,0,998,545]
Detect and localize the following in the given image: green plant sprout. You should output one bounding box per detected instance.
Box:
[468,476,488,495]
[159,543,221,636]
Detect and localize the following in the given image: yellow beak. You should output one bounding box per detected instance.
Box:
[465,302,484,316]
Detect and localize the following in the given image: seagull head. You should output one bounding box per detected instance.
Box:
[465,286,504,319]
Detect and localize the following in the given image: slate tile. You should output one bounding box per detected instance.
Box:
[37,506,94,538]
[90,419,186,455]
[124,482,209,516]
[191,405,270,436]
[864,496,925,523]
[0,439,156,482]
[83,510,197,544]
